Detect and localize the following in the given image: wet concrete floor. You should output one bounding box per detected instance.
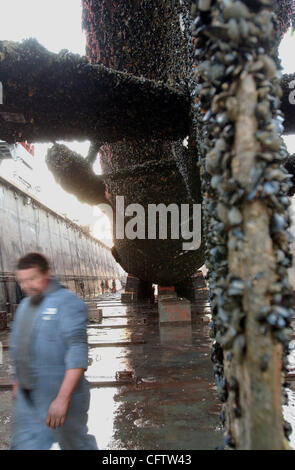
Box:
[1,291,295,450]
[0,291,223,450]
[85,294,222,450]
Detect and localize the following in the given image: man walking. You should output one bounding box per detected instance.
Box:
[9,252,98,450]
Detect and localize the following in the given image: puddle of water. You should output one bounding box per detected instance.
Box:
[2,296,224,450]
[88,328,133,343]
[50,388,120,450]
[86,346,133,381]
[88,388,120,449]
[283,388,295,449]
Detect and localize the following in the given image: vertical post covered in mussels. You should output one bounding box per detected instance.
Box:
[191,0,293,449]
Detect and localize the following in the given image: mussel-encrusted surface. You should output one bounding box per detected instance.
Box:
[0,39,189,143]
[79,0,206,285]
[104,154,205,286]
[191,0,294,449]
[46,143,107,204]
[275,0,295,42]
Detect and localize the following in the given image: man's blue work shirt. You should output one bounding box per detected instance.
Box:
[9,277,89,397]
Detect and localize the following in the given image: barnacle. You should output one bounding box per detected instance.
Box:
[191,0,295,449]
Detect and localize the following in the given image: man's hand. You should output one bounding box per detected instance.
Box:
[46,396,70,429]
[45,368,84,429]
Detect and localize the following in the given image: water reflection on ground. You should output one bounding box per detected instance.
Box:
[83,294,222,450]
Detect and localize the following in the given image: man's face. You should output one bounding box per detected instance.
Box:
[15,266,50,297]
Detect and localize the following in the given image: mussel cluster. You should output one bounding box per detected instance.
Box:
[191,0,294,448]
[0,37,189,144]
[274,0,295,44]
[46,143,106,205]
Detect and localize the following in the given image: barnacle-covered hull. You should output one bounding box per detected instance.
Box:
[0,39,189,143]
[0,1,206,287]
[102,141,205,285]
[0,0,295,450]
[0,3,294,288]
[191,0,295,450]
[81,0,205,286]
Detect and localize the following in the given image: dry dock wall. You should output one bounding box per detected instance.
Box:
[0,175,122,311]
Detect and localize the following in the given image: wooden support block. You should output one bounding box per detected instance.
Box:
[158,298,191,323]
[88,308,103,323]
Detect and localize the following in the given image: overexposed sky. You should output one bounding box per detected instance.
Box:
[279,28,295,75]
[0,2,295,246]
[0,0,86,54]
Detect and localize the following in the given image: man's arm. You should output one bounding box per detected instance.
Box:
[46,368,84,429]
[46,295,89,429]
